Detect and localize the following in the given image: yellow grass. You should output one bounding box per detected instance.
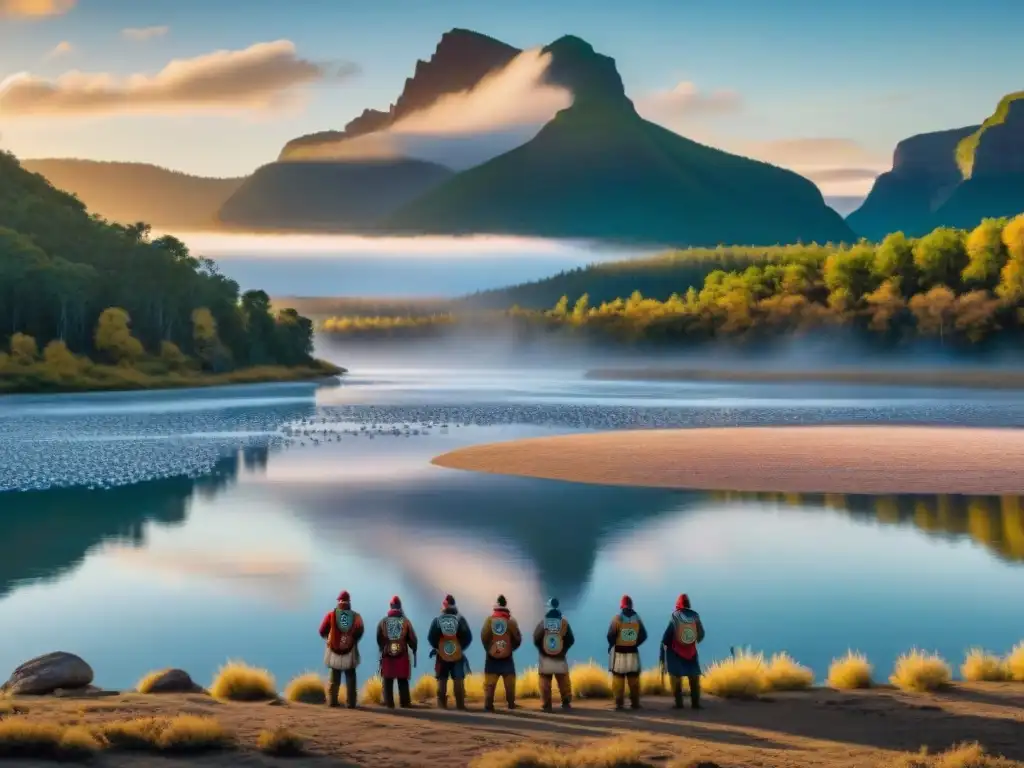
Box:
[135,669,169,694]
[97,715,231,753]
[471,735,651,768]
[463,673,487,700]
[208,660,277,702]
[639,668,667,696]
[827,651,874,690]
[283,672,327,705]
[0,718,99,760]
[569,661,614,699]
[257,726,305,757]
[961,648,1008,682]
[888,741,1021,768]
[703,650,766,699]
[516,666,541,699]
[359,675,383,706]
[411,675,438,702]
[764,652,815,691]
[890,649,952,692]
[59,726,104,760]
[1006,641,1024,682]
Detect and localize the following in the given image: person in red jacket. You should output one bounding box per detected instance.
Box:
[318,590,365,708]
[376,595,418,709]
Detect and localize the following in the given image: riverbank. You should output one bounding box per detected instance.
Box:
[0,360,344,396]
[431,426,1024,495]
[2,683,1023,766]
[585,367,1024,390]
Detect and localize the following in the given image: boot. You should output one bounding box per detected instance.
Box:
[689,675,702,710]
[383,678,396,709]
[483,681,496,712]
[345,671,358,709]
[437,678,448,709]
[453,679,467,710]
[398,678,412,709]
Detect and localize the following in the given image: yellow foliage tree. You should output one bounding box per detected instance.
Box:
[95,307,144,365]
[908,285,957,342]
[1002,213,1024,262]
[9,332,38,363]
[864,278,906,332]
[42,340,84,375]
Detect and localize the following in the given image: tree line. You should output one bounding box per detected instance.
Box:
[0,151,326,391]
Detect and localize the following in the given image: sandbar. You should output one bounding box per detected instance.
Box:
[431,425,1024,495]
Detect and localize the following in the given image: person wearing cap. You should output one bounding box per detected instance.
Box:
[318,590,365,708]
[427,594,474,710]
[659,593,705,709]
[480,594,522,711]
[607,594,648,711]
[376,595,418,709]
[533,597,574,711]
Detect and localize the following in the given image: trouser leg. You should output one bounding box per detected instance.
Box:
[483,673,497,711]
[328,668,341,707]
[344,669,357,708]
[689,675,701,709]
[383,677,395,708]
[503,673,516,709]
[556,673,572,707]
[539,673,553,710]
[453,676,467,710]
[627,673,641,709]
[437,668,449,708]
[670,675,684,708]
[612,674,625,709]
[398,678,412,708]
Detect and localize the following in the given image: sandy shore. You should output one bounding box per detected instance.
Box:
[431,426,1024,495]
[4,684,1024,766]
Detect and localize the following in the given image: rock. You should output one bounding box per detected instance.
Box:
[140,669,202,694]
[1,652,93,696]
[53,686,119,698]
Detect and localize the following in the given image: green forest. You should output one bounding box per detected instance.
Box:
[322,215,1024,347]
[0,151,338,394]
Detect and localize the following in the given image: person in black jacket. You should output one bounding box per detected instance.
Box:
[427,594,473,710]
[533,597,575,711]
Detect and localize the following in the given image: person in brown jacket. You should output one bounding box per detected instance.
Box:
[318,590,365,708]
[480,594,522,711]
[533,597,575,711]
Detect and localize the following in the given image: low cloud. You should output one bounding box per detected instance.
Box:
[801,168,882,185]
[288,48,571,171]
[0,0,74,17]
[637,80,743,125]
[0,40,355,117]
[122,25,169,41]
[44,40,73,60]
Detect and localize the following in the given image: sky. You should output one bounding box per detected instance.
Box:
[1,0,1023,197]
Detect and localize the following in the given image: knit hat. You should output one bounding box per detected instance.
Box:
[390,595,402,609]
[676,593,690,611]
[546,597,559,610]
[494,594,507,610]
[337,590,351,603]
[620,594,633,610]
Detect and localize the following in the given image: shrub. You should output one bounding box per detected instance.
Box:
[284,673,327,704]
[887,741,1021,768]
[569,661,613,699]
[471,736,653,768]
[411,675,438,703]
[58,726,103,760]
[639,668,669,696]
[516,666,541,699]
[96,718,167,750]
[154,715,231,753]
[961,648,1008,682]
[257,727,304,757]
[763,652,814,691]
[1006,642,1024,682]
[827,651,873,690]
[463,673,487,701]
[703,650,766,699]
[0,719,71,759]
[209,660,277,701]
[359,676,383,706]
[890,649,951,692]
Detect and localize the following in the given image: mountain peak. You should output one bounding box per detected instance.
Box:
[541,35,631,112]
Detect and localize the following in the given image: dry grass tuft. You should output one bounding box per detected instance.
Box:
[284,672,327,705]
[135,669,169,694]
[827,651,873,690]
[0,700,28,716]
[471,735,654,767]
[463,673,488,700]
[639,668,668,696]
[517,666,541,699]
[887,741,1021,768]
[359,676,383,706]
[59,726,104,760]
[703,650,766,699]
[0,718,98,760]
[961,648,1008,682]
[209,660,277,702]
[764,652,814,691]
[569,661,613,699]
[95,717,167,751]
[1005,641,1024,682]
[890,649,952,692]
[97,715,231,753]
[257,726,305,757]
[411,675,438,703]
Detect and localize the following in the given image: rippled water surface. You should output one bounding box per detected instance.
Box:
[2,357,1024,691]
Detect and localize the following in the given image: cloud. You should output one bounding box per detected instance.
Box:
[44,40,73,60]
[287,48,571,170]
[0,40,355,117]
[122,25,170,41]
[741,137,884,168]
[637,80,743,125]
[800,167,882,185]
[0,0,74,17]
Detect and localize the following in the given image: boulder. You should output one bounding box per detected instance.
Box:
[140,668,203,694]
[1,652,93,696]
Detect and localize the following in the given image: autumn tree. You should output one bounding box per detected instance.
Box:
[160,340,188,370]
[95,308,144,364]
[962,219,1007,288]
[873,232,917,293]
[953,290,1001,343]
[571,293,590,324]
[9,332,38,363]
[912,227,967,289]
[42,340,83,375]
[863,278,906,333]
[1003,213,1024,262]
[908,286,957,343]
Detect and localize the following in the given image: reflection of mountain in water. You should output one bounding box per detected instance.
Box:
[0,447,268,598]
[711,491,1024,564]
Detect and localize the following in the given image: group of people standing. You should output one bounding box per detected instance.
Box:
[318,591,705,712]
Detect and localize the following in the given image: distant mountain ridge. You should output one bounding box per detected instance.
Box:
[848,90,1024,239]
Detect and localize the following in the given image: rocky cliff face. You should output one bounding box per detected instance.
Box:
[892,126,978,179]
[971,97,1024,177]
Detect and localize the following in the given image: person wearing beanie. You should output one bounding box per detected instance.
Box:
[427,594,473,709]
[318,590,365,708]
[659,593,706,710]
[606,594,648,710]
[480,594,523,711]
[533,597,575,711]
[376,595,419,709]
